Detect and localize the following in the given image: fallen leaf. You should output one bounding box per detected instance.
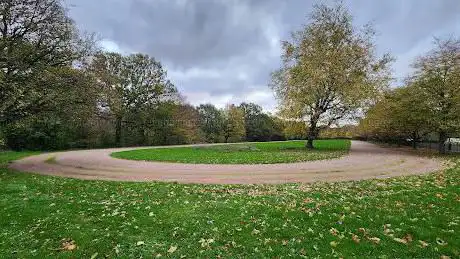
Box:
[367,237,380,244]
[436,238,447,246]
[168,245,177,254]
[418,240,429,248]
[61,239,77,251]
[393,238,407,244]
[352,234,360,243]
[330,241,338,247]
[329,228,339,236]
[404,234,413,243]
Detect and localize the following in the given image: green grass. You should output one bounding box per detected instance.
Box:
[0,151,459,258]
[111,139,351,164]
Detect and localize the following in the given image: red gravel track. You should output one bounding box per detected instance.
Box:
[9,141,442,184]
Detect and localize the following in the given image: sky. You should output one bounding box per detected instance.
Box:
[65,0,460,112]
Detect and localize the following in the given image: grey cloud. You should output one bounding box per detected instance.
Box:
[68,0,279,68]
[66,0,460,111]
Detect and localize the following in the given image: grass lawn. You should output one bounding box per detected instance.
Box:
[111,139,351,164]
[0,151,459,258]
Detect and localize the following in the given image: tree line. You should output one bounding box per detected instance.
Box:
[1,1,458,152]
[359,39,460,153]
[0,1,295,150]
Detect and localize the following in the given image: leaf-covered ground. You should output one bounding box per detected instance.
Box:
[111,140,351,164]
[0,151,459,258]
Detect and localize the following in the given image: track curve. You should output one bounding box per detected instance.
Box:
[9,141,442,184]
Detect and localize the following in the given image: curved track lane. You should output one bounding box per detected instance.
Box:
[9,141,442,184]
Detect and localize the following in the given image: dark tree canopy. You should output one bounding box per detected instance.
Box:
[197,103,225,143]
[90,52,178,146]
[0,0,93,123]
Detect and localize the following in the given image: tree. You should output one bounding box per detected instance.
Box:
[223,104,245,143]
[0,0,93,124]
[387,86,432,148]
[283,120,307,140]
[90,52,178,146]
[171,104,201,144]
[197,104,225,143]
[359,86,432,148]
[270,2,392,148]
[409,38,460,153]
[239,102,274,142]
[2,67,99,150]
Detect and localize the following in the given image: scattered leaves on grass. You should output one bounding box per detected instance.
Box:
[1,150,459,258]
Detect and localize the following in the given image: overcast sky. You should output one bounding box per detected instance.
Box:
[65,0,460,112]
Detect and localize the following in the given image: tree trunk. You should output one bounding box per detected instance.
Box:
[306,135,315,149]
[306,120,318,149]
[438,131,447,154]
[115,116,122,147]
[138,125,146,146]
[412,132,417,149]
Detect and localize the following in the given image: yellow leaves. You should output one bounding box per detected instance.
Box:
[367,237,381,244]
[392,234,413,245]
[383,224,394,236]
[351,234,360,243]
[329,228,339,236]
[167,245,177,254]
[199,238,214,248]
[61,238,77,251]
[303,198,314,203]
[404,234,413,243]
[330,241,338,247]
[418,240,429,248]
[393,238,407,244]
[395,201,404,207]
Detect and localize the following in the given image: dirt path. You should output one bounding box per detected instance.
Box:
[9,141,443,184]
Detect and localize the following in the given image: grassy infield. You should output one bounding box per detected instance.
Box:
[111,140,351,164]
[0,140,459,258]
